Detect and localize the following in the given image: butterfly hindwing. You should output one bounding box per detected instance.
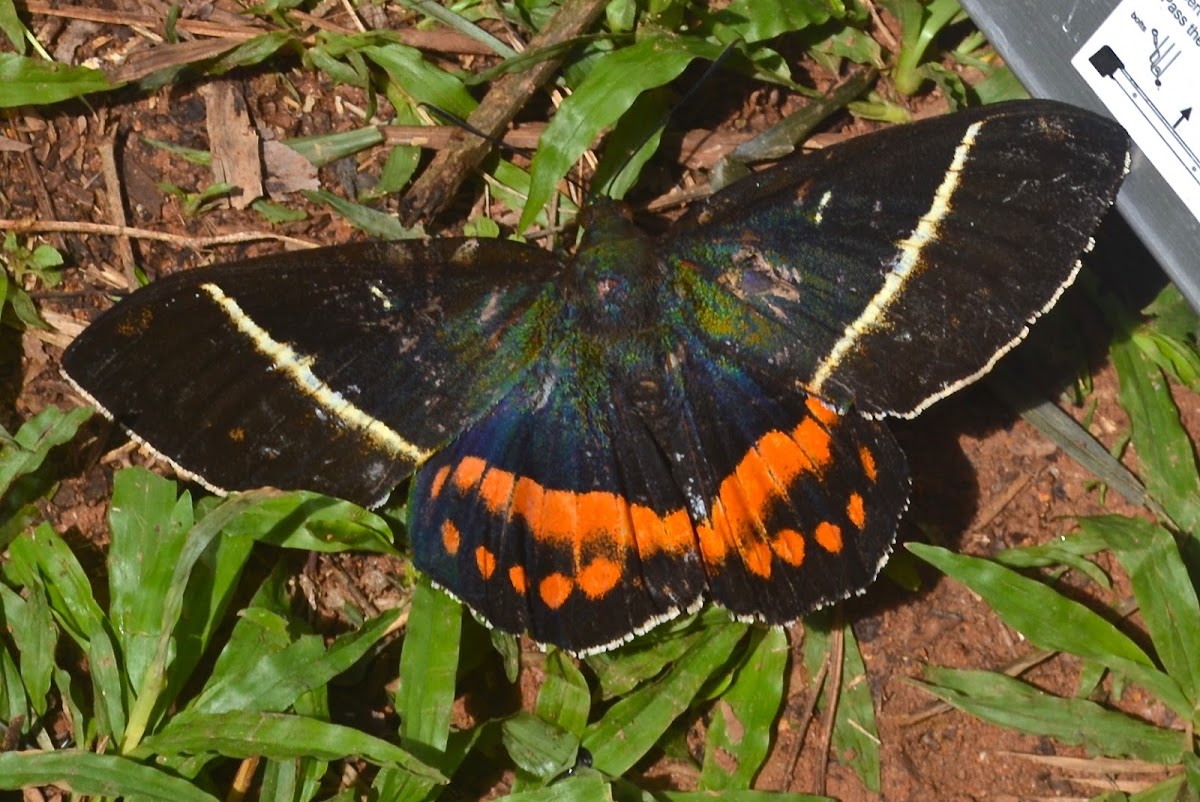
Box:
[62,240,563,506]
[661,340,909,622]
[409,340,706,653]
[665,100,1129,417]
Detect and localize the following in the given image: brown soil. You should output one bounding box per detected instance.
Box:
[2,4,1186,801]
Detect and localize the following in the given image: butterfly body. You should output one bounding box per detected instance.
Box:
[63,101,1130,653]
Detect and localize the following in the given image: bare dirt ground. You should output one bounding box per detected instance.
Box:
[2,6,1185,800]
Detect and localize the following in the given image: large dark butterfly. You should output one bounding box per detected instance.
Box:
[63,100,1128,653]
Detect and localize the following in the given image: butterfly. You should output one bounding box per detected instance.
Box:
[63,100,1129,654]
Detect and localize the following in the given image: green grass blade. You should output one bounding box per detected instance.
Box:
[6,522,106,649]
[108,468,195,693]
[301,189,421,240]
[582,621,748,776]
[0,53,113,107]
[179,608,401,718]
[0,750,219,801]
[122,488,275,751]
[1078,516,1200,710]
[914,667,1189,763]
[698,626,788,790]
[0,579,54,717]
[908,543,1192,716]
[360,43,477,117]
[398,577,462,754]
[586,608,726,699]
[505,771,613,801]
[708,0,842,43]
[520,34,719,230]
[137,711,444,780]
[1110,333,1200,532]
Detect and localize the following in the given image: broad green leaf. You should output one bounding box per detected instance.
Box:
[583,621,747,776]
[362,43,476,117]
[0,53,112,107]
[909,544,1191,717]
[914,667,1189,763]
[398,577,462,753]
[137,711,444,780]
[585,609,720,699]
[1079,516,1200,709]
[0,750,219,801]
[520,34,721,231]
[0,405,91,499]
[1111,334,1200,532]
[0,641,28,726]
[538,649,591,737]
[87,614,128,741]
[220,491,395,554]
[709,0,843,44]
[502,711,579,780]
[699,627,788,790]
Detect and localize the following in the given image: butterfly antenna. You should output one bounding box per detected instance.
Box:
[596,41,742,199]
[419,102,536,160]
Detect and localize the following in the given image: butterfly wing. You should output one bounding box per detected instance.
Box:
[63,240,563,507]
[408,337,707,654]
[658,335,909,622]
[665,100,1129,417]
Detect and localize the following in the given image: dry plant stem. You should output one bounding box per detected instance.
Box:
[815,615,846,797]
[0,219,317,250]
[779,627,831,793]
[98,131,137,287]
[399,0,609,226]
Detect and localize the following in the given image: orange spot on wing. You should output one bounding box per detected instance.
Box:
[475,546,497,579]
[539,573,573,609]
[815,521,843,553]
[744,540,773,578]
[806,396,840,426]
[430,465,451,499]
[441,521,460,556]
[453,457,487,491]
[847,493,865,528]
[579,558,622,599]
[792,418,832,468]
[773,528,806,566]
[479,467,515,513]
[859,446,878,482]
[509,565,527,595]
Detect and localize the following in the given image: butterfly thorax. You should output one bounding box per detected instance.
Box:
[567,202,663,336]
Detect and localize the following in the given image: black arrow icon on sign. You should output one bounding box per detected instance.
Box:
[1174,108,1192,129]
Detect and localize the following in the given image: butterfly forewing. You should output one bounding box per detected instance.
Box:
[666,100,1129,418]
[63,240,563,507]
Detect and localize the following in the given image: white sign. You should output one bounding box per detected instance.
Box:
[1073,0,1200,222]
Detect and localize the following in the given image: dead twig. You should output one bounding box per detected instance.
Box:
[0,219,318,251]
